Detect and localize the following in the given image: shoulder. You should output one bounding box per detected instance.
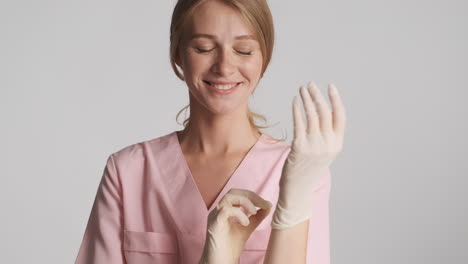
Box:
[255,133,292,164]
[260,133,291,153]
[108,131,175,169]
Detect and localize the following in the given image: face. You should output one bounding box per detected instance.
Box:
[177,0,263,115]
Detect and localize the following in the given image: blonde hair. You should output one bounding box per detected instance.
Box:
[169,0,286,142]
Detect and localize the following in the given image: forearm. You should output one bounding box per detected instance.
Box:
[263,219,309,264]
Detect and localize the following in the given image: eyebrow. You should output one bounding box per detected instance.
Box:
[189,33,257,41]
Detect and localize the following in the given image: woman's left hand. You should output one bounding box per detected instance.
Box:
[199,188,273,264]
[271,81,347,229]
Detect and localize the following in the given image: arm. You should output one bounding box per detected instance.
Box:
[263,170,331,264]
[263,81,343,263]
[75,154,125,264]
[263,219,309,263]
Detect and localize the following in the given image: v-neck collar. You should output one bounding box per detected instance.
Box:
[172,130,264,213]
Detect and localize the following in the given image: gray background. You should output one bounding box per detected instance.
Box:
[1,0,467,263]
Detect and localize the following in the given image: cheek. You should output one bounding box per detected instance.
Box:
[182,49,204,71]
[185,53,203,72]
[242,57,263,78]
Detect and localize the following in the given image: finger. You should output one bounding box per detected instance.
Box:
[239,209,270,233]
[228,188,272,210]
[328,83,347,141]
[299,84,319,136]
[249,208,271,229]
[217,205,250,226]
[307,81,333,135]
[292,96,305,140]
[219,193,257,215]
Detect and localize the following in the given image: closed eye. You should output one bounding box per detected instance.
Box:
[196,48,213,53]
[237,50,253,56]
[195,48,252,56]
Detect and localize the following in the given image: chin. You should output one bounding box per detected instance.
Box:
[205,101,244,115]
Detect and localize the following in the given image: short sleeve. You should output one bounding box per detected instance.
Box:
[75,154,125,264]
[306,168,332,264]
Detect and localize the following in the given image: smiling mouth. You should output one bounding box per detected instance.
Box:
[203,80,243,93]
[203,80,242,90]
[203,80,241,85]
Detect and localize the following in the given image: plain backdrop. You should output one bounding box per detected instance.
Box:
[1,0,467,263]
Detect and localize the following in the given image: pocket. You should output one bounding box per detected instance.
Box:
[123,230,178,264]
[240,229,271,264]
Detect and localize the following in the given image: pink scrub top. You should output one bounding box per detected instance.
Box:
[75,130,331,264]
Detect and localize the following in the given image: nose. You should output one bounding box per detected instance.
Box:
[211,48,236,76]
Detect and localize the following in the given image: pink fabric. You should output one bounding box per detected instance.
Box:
[75,131,331,264]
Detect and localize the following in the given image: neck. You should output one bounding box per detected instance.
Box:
[177,100,261,155]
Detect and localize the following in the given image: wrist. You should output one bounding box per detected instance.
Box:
[198,250,238,264]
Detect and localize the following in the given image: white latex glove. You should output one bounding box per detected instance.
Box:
[271,81,347,229]
[199,188,273,264]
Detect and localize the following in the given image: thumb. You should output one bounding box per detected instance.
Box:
[246,204,272,232]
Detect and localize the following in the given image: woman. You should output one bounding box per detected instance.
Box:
[74,0,346,263]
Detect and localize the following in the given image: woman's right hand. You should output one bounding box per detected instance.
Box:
[199,188,273,264]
